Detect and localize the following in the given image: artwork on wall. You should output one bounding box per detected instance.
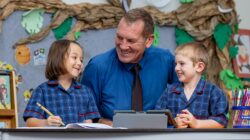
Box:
[233,29,250,78]
[0,72,11,109]
[0,71,18,128]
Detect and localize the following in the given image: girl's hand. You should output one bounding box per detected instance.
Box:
[47,116,63,127]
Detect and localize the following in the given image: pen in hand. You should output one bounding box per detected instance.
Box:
[36,102,65,126]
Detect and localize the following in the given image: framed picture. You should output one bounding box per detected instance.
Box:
[233,29,250,78]
[0,70,18,128]
[0,71,12,109]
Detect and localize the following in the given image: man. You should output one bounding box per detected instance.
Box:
[81,8,178,126]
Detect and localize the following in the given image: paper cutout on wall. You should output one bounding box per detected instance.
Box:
[74,31,81,40]
[219,69,244,90]
[122,0,130,12]
[0,61,23,88]
[218,5,232,13]
[33,48,46,66]
[175,27,194,46]
[0,76,11,109]
[15,45,31,65]
[0,61,13,71]
[23,88,33,102]
[21,9,44,35]
[179,0,194,3]
[52,17,73,40]
[152,24,160,47]
[229,45,238,59]
[213,23,232,50]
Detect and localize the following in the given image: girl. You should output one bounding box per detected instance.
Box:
[23,40,100,127]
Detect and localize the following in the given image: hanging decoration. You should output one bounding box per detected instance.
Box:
[213,23,232,50]
[152,24,160,47]
[74,31,81,40]
[220,69,244,90]
[52,17,73,40]
[21,9,44,35]
[229,46,238,59]
[175,27,194,46]
[179,0,194,3]
[15,45,31,65]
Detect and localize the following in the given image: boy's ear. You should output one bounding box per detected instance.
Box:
[196,62,205,73]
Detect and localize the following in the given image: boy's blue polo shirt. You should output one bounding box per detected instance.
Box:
[82,47,178,120]
[155,78,228,127]
[23,80,100,125]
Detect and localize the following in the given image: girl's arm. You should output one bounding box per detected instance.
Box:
[26,116,63,127]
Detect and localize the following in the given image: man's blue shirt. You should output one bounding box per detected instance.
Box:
[23,80,100,125]
[155,78,228,127]
[81,47,178,120]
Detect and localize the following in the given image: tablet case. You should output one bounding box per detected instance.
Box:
[113,111,168,129]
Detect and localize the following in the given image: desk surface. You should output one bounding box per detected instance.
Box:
[1,128,250,140]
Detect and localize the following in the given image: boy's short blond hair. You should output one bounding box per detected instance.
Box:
[175,42,209,72]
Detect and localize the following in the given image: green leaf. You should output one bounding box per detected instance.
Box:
[213,23,232,50]
[74,31,81,40]
[180,0,194,3]
[21,9,44,35]
[175,27,194,46]
[234,23,239,34]
[229,45,238,59]
[219,69,244,90]
[152,24,160,47]
[52,17,73,40]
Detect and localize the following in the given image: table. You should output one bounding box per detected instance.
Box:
[1,128,250,140]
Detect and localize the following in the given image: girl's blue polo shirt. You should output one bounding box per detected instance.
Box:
[23,80,100,125]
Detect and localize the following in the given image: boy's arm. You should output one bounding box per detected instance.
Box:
[189,119,224,128]
[178,109,225,128]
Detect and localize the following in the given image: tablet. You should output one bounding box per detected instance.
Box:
[147,109,177,127]
[113,110,168,128]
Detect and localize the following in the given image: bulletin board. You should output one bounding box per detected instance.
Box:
[0,11,176,127]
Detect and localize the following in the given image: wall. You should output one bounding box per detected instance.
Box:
[235,0,250,29]
[1,0,249,127]
[0,10,176,127]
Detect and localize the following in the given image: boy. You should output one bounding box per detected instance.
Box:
[155,42,228,128]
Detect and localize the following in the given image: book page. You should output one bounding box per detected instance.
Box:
[66,123,113,129]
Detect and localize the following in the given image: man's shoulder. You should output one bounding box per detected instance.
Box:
[90,48,117,64]
[146,47,173,58]
[147,47,172,54]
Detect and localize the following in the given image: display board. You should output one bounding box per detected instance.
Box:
[0,11,176,127]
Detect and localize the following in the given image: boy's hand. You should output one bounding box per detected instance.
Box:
[178,109,198,128]
[47,116,63,127]
[175,115,188,128]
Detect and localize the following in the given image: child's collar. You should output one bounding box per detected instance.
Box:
[171,79,206,95]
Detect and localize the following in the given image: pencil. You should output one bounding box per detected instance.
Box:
[36,102,65,126]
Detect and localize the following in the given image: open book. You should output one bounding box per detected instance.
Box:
[65,123,113,129]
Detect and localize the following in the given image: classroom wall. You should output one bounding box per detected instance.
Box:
[0,10,176,127]
[1,0,249,127]
[235,0,250,29]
